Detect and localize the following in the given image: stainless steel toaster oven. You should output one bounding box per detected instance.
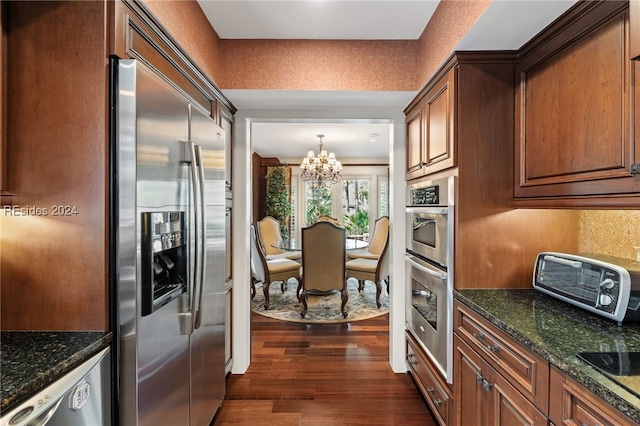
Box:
[533,252,640,325]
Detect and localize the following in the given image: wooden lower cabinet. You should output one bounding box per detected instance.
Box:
[453,334,548,426]
[549,366,639,426]
[406,332,453,426]
[453,301,639,426]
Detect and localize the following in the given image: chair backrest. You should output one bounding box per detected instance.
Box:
[376,233,390,281]
[250,225,266,282]
[318,214,340,226]
[257,216,284,255]
[367,216,389,256]
[302,221,346,292]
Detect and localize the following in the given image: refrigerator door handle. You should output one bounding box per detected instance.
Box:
[194,144,207,330]
[186,139,201,335]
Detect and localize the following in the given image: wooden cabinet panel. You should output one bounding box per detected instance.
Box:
[453,334,547,426]
[549,366,639,426]
[405,104,424,179]
[515,1,640,205]
[424,71,454,172]
[491,371,548,426]
[405,66,455,180]
[454,301,549,413]
[0,1,6,201]
[454,334,488,426]
[631,0,640,60]
[407,332,453,426]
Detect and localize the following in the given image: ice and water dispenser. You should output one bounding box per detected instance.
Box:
[141,211,187,316]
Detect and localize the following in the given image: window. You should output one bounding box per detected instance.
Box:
[292,166,388,241]
[304,181,333,225]
[342,179,370,239]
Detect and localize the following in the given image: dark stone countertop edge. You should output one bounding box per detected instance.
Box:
[0,332,112,412]
[454,289,640,424]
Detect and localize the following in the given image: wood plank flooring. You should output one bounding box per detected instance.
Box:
[213,312,438,425]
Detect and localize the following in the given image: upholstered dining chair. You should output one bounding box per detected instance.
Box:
[299,221,348,318]
[346,215,389,261]
[345,232,389,308]
[250,225,301,310]
[317,214,340,226]
[256,216,301,262]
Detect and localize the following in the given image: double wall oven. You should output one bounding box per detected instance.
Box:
[406,175,455,383]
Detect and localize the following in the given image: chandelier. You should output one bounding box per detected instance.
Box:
[300,134,343,185]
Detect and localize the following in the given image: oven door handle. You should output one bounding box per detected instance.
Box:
[405,254,448,280]
[406,206,449,215]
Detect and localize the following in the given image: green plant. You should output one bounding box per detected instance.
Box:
[265,166,291,238]
[343,209,369,238]
[305,182,333,224]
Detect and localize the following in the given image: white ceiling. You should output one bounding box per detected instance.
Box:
[197,0,440,40]
[196,0,579,161]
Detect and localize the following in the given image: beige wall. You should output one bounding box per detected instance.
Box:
[144,0,490,92]
[144,0,224,87]
[219,39,419,91]
[416,0,491,88]
[579,211,640,261]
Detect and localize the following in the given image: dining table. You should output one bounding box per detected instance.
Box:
[273,238,368,252]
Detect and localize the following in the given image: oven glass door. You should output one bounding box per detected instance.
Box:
[406,253,452,383]
[406,207,449,269]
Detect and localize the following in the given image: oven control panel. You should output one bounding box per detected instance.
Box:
[410,186,439,206]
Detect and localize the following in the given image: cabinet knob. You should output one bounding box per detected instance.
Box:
[407,354,418,366]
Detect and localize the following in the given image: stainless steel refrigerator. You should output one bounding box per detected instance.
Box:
[111,58,226,426]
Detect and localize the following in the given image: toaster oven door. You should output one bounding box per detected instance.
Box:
[533,253,630,322]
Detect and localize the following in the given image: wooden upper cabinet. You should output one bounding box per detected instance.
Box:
[515,1,640,207]
[405,67,456,181]
[405,102,424,179]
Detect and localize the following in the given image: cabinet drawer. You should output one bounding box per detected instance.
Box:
[406,332,452,425]
[454,301,549,413]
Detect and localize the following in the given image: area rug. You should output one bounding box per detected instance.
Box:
[251,277,389,324]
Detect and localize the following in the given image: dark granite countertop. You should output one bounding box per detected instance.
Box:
[455,289,640,423]
[0,331,112,412]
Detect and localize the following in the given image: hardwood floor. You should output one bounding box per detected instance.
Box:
[214,312,438,425]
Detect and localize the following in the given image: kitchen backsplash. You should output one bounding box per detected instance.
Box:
[578,210,640,262]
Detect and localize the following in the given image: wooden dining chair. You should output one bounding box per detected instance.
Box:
[345,232,389,308]
[317,214,340,226]
[250,225,301,310]
[256,216,301,262]
[300,221,348,318]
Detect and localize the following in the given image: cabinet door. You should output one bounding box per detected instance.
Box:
[405,102,425,180]
[455,335,548,426]
[423,68,455,176]
[515,2,639,204]
[549,366,638,426]
[631,0,640,60]
[454,334,489,426]
[490,369,548,426]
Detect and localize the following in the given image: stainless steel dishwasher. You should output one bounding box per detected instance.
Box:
[1,347,111,426]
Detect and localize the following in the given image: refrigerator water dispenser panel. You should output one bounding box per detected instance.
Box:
[141,211,187,316]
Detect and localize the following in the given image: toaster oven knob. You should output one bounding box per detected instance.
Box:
[599,278,615,290]
[599,294,613,306]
